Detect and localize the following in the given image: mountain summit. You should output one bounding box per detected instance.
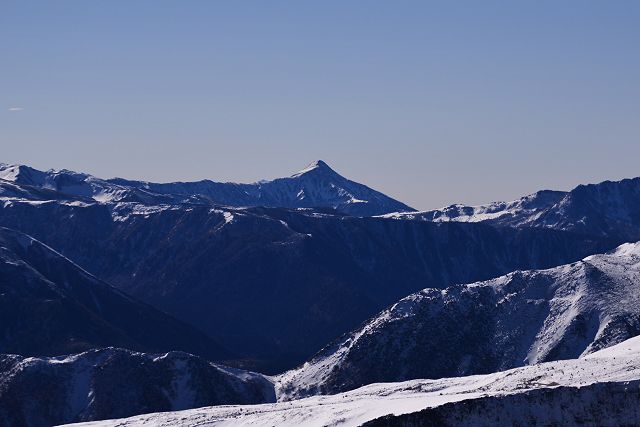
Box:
[290,160,336,177]
[242,160,415,215]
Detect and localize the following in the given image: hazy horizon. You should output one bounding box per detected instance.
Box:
[3,1,639,210]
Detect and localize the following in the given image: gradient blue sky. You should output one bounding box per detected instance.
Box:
[2,1,639,210]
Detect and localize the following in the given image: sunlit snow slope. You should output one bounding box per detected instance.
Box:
[278,241,640,398]
[66,335,640,427]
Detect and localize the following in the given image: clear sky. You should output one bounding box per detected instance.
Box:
[2,1,639,210]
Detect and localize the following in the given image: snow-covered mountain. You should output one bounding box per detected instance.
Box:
[0,227,229,360]
[385,177,640,240]
[384,189,566,225]
[277,241,640,399]
[0,348,274,427]
[0,163,186,205]
[114,160,415,216]
[0,161,413,215]
[65,335,640,427]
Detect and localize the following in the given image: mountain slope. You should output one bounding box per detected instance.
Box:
[0,161,413,215]
[277,241,640,399]
[385,177,640,240]
[66,336,640,427]
[0,348,274,427]
[0,227,229,360]
[0,196,614,372]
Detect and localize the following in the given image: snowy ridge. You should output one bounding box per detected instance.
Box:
[384,177,640,240]
[277,241,640,399]
[0,163,136,203]
[0,348,274,427]
[65,335,640,427]
[0,161,413,216]
[380,189,566,224]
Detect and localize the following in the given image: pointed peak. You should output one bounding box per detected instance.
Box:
[291,160,338,178]
[311,160,330,169]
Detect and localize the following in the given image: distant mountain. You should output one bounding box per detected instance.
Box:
[385,177,640,240]
[277,242,640,399]
[0,160,414,216]
[0,348,274,427]
[0,227,229,360]
[0,190,614,372]
[0,163,186,205]
[68,336,640,427]
[112,160,415,216]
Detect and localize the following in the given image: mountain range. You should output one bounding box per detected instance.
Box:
[0,160,413,216]
[2,160,640,425]
[0,162,619,371]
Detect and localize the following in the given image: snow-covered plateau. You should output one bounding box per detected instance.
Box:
[65,335,640,426]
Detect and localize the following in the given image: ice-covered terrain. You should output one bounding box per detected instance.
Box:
[0,348,274,427]
[65,335,640,427]
[277,241,640,399]
[384,177,640,240]
[0,161,413,216]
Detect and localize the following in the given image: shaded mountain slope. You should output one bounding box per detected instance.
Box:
[0,227,229,360]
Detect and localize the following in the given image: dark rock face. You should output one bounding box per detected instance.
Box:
[0,348,274,427]
[363,381,640,427]
[0,227,230,360]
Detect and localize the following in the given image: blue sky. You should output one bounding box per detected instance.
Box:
[2,1,639,209]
